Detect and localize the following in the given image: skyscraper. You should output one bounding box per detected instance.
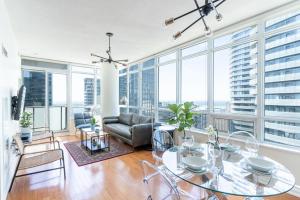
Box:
[229,27,257,133]
[264,12,300,144]
[84,78,94,105]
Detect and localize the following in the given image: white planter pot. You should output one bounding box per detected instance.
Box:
[20,127,32,142]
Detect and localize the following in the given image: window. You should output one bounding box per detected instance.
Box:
[265,120,300,147]
[115,6,300,147]
[142,59,155,110]
[72,73,95,106]
[265,11,300,32]
[23,70,46,107]
[159,52,176,64]
[129,71,139,107]
[182,42,207,57]
[214,26,257,47]
[214,42,258,115]
[264,28,300,118]
[182,55,207,111]
[158,63,176,108]
[119,70,128,105]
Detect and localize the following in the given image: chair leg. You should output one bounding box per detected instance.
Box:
[9,157,22,192]
[61,152,66,179]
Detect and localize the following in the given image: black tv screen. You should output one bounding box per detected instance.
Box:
[12,85,26,120]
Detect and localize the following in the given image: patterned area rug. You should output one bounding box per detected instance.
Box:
[64,138,134,166]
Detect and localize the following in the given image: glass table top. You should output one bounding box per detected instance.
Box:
[162,144,295,198]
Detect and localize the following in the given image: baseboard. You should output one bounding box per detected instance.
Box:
[289,184,300,197]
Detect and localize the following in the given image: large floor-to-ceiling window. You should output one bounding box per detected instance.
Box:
[22,59,101,132]
[263,11,300,146]
[22,59,69,132]
[119,5,300,147]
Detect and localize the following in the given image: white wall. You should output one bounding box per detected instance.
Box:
[0,0,21,199]
[179,130,300,197]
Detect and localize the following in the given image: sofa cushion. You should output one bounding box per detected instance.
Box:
[139,115,152,124]
[131,114,140,125]
[119,113,133,126]
[105,123,131,139]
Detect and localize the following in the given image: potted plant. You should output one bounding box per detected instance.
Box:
[19,112,33,142]
[91,116,97,131]
[167,102,198,143]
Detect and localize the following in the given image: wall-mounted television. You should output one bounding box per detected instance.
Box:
[11,85,26,120]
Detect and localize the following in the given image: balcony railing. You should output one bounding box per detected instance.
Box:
[25,106,68,132]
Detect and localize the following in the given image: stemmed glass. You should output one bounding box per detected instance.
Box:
[245,138,259,157]
[208,144,221,174]
[182,135,194,153]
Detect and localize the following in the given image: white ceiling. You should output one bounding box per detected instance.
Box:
[4,0,295,65]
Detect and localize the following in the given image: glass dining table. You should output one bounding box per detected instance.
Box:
[162,143,295,200]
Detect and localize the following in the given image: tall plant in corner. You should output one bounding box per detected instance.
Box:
[167,102,197,138]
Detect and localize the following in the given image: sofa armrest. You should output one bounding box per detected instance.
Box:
[131,123,153,147]
[102,116,119,124]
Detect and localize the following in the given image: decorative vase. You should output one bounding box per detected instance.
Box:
[91,124,95,131]
[20,127,32,143]
[208,133,216,145]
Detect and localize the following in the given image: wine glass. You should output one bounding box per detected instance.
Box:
[208,144,221,173]
[245,138,259,157]
[182,135,194,153]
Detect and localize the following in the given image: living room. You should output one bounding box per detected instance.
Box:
[1,0,300,200]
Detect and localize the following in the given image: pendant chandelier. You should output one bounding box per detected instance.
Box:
[165,0,226,39]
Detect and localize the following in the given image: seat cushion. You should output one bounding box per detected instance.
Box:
[105,123,131,139]
[118,113,132,126]
[76,124,91,129]
[139,115,152,124]
[132,114,140,125]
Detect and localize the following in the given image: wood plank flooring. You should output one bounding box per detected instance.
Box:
[7,135,300,200]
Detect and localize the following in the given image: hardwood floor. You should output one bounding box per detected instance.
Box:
[7,135,300,200]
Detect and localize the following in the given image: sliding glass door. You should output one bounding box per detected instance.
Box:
[48,73,67,131]
[23,70,47,129]
[22,69,68,132]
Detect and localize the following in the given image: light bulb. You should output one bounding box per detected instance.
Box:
[204,26,212,37]
[173,31,182,40]
[165,18,175,26]
[216,13,223,21]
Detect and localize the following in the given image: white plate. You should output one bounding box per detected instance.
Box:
[219,143,240,152]
[182,156,207,171]
[246,157,275,172]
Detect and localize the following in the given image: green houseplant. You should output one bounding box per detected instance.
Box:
[19,112,33,142]
[91,116,97,131]
[167,102,198,139]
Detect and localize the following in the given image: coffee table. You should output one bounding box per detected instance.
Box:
[80,127,110,155]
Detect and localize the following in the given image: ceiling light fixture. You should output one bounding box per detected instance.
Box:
[165,0,226,39]
[91,32,129,68]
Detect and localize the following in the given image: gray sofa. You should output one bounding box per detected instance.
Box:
[102,113,153,148]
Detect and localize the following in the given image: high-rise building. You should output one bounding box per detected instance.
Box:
[264,13,300,143]
[229,27,257,133]
[84,78,94,105]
